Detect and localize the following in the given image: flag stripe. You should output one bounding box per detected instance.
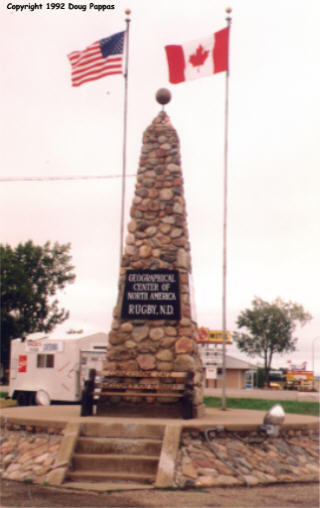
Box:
[68,32,124,87]
[165,45,185,84]
[72,67,123,87]
[71,57,122,78]
[213,27,229,73]
[72,69,123,87]
[72,64,123,86]
[69,44,102,67]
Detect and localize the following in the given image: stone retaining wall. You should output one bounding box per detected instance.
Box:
[0,424,63,484]
[175,427,319,487]
[0,421,318,488]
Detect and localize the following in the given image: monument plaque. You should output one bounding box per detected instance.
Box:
[121,269,180,320]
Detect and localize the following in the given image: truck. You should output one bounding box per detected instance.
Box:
[285,370,314,391]
[9,332,108,405]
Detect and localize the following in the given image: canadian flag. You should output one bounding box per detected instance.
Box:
[165,27,229,84]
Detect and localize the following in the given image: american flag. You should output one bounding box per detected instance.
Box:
[68,31,124,87]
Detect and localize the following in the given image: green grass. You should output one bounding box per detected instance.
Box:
[203,396,319,417]
[0,390,317,416]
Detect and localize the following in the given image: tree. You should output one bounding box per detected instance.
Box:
[254,367,265,388]
[232,297,312,387]
[1,240,76,375]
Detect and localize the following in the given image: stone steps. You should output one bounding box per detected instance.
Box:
[72,453,159,474]
[81,422,165,439]
[65,422,165,486]
[76,436,162,455]
[66,470,156,485]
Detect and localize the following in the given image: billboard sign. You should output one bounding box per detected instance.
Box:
[286,370,314,382]
[198,327,232,344]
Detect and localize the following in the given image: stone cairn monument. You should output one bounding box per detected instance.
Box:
[97,89,204,418]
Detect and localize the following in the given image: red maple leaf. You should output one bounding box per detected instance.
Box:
[189,45,209,71]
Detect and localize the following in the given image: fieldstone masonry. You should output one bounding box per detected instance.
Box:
[1,424,318,487]
[98,110,204,417]
[175,427,320,487]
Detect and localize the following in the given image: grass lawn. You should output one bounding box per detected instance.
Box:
[204,396,319,417]
[1,390,318,416]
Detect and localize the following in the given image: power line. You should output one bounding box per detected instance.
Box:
[0,174,136,183]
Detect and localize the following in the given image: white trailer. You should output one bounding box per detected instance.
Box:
[9,332,108,406]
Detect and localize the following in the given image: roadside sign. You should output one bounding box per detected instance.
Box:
[198,327,232,344]
[206,367,217,379]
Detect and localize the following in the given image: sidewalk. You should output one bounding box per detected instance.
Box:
[1,403,318,430]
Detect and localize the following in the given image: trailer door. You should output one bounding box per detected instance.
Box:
[79,350,105,389]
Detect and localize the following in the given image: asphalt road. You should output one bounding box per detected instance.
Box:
[204,387,319,402]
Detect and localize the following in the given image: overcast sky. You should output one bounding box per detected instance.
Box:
[1,0,319,373]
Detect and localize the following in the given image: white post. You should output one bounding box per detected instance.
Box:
[119,10,131,267]
[312,336,320,391]
[221,9,232,411]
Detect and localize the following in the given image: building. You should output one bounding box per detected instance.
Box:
[204,354,257,389]
[197,329,257,389]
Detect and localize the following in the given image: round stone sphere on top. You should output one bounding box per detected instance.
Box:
[156,88,171,105]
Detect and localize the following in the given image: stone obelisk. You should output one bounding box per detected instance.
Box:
[98,90,204,418]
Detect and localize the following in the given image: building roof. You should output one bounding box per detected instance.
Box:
[225,355,257,370]
[21,332,108,342]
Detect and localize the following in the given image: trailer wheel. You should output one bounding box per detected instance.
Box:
[28,392,36,405]
[35,390,50,406]
[16,391,28,406]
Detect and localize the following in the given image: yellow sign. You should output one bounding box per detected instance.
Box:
[286,370,314,382]
[198,327,232,344]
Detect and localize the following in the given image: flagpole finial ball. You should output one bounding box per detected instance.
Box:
[125,8,131,15]
[226,7,232,14]
[156,88,171,105]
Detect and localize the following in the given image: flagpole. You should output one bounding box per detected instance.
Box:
[221,8,232,411]
[119,9,131,267]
